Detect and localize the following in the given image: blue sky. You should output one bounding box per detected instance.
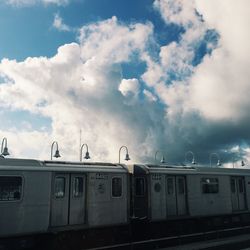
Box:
[0,0,250,166]
[0,0,161,60]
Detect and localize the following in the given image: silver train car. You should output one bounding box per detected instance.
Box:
[132,165,250,220]
[1,158,250,248]
[131,164,250,239]
[0,158,130,240]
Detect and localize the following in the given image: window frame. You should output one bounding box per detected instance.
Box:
[72,176,84,198]
[231,178,236,193]
[238,178,245,193]
[167,177,175,195]
[111,176,123,198]
[54,176,66,199]
[154,182,162,193]
[135,177,146,197]
[0,175,24,202]
[177,177,185,195]
[201,177,219,194]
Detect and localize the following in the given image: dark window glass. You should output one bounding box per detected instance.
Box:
[201,178,219,194]
[73,177,84,198]
[55,177,65,198]
[135,178,145,196]
[154,182,161,193]
[231,179,236,193]
[112,177,122,197]
[0,176,22,201]
[178,178,185,194]
[167,177,174,195]
[238,178,244,193]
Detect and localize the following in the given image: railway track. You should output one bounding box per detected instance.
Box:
[86,225,250,250]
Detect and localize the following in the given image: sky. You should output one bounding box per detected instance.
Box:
[0,0,250,167]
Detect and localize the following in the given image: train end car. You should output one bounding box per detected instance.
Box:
[131,163,250,238]
[0,158,51,238]
[0,158,131,249]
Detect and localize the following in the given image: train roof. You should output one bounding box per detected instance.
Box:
[140,164,250,176]
[0,158,129,173]
[1,157,250,176]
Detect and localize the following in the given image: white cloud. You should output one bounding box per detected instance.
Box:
[79,16,153,64]
[142,0,209,91]
[151,0,250,123]
[0,17,159,163]
[143,89,157,102]
[1,1,250,165]
[43,0,69,5]
[141,0,250,164]
[153,0,199,28]
[187,0,250,121]
[53,13,71,32]
[119,78,140,97]
[118,78,140,105]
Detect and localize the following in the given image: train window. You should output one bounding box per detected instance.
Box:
[112,177,122,197]
[201,178,219,194]
[238,179,245,193]
[178,178,185,194]
[73,177,84,198]
[55,177,65,198]
[135,178,145,196]
[0,176,22,201]
[154,182,161,193]
[231,179,236,193]
[167,178,174,195]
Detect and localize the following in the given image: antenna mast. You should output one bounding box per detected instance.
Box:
[79,129,82,151]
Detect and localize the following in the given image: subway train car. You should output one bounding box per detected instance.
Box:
[2,157,250,248]
[132,164,250,237]
[0,158,131,249]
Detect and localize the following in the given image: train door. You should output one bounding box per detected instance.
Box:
[51,174,70,226]
[166,176,177,216]
[231,177,246,211]
[69,174,86,225]
[176,176,187,215]
[51,173,86,227]
[166,176,187,216]
[133,176,148,219]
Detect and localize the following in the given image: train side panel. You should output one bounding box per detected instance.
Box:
[87,172,129,227]
[150,173,166,221]
[187,174,232,216]
[245,176,250,211]
[136,166,250,224]
[0,170,51,237]
[149,172,188,221]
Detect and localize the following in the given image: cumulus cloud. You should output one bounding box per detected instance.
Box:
[142,0,210,90]
[1,1,250,166]
[153,0,200,28]
[189,0,250,121]
[144,0,250,164]
[79,16,153,64]
[0,17,159,163]
[143,90,157,102]
[53,13,71,32]
[177,1,250,123]
[160,0,250,125]
[119,79,140,96]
